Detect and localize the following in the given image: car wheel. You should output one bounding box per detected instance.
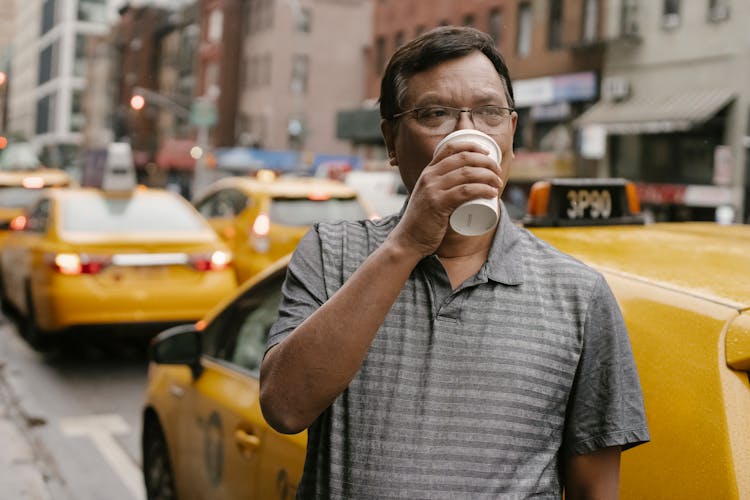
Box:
[143,418,177,500]
[23,285,50,351]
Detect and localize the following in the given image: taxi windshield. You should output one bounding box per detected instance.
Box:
[0,187,47,208]
[270,197,367,226]
[61,194,207,233]
[0,144,42,171]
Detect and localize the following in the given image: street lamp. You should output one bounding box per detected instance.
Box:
[129,94,145,111]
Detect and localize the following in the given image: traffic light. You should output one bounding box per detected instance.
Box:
[0,136,7,149]
[130,94,145,111]
[0,71,6,86]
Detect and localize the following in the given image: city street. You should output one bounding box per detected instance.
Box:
[0,313,148,500]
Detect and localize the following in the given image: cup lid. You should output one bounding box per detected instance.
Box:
[434,129,501,164]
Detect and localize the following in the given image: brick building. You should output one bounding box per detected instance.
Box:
[339,0,606,197]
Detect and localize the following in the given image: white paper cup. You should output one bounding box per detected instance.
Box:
[434,129,502,236]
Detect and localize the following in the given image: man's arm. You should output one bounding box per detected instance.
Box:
[563,446,622,500]
[259,236,423,434]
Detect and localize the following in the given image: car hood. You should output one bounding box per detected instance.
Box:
[528,222,750,310]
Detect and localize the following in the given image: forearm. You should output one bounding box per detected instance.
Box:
[260,236,422,434]
[564,446,621,500]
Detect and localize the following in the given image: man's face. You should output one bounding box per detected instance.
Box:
[382,51,517,194]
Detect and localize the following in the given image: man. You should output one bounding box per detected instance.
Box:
[260,26,649,499]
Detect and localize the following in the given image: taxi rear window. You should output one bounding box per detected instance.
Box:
[270,197,367,226]
[61,194,208,233]
[0,187,47,208]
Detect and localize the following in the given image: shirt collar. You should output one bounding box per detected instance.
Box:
[485,202,525,285]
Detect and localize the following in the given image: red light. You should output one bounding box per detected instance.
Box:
[189,251,232,271]
[9,215,26,231]
[0,136,7,149]
[252,213,271,236]
[50,253,109,275]
[130,94,146,111]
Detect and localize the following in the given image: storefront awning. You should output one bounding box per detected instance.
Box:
[574,88,734,134]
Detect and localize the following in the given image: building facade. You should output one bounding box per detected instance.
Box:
[231,0,373,154]
[338,0,607,199]
[577,0,748,223]
[5,0,113,168]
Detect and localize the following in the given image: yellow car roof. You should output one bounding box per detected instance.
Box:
[205,176,359,198]
[529,222,750,309]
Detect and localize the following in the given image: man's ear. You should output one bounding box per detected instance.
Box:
[380,120,398,166]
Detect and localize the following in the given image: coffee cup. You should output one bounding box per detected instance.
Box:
[434,129,502,236]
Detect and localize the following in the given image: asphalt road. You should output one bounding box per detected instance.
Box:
[0,313,149,500]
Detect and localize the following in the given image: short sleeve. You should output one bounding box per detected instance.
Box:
[562,274,650,456]
[264,226,328,355]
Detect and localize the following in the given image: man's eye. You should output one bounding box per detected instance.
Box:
[476,106,503,117]
[418,107,450,119]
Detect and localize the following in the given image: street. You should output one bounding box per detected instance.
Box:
[0,313,148,500]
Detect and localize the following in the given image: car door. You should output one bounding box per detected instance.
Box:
[179,268,304,499]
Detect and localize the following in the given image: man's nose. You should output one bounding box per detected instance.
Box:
[455,109,476,130]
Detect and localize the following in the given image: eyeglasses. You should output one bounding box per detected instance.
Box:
[391,105,515,135]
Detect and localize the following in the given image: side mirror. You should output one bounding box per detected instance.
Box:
[149,324,203,378]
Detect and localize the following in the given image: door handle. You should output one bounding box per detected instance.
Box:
[234,429,261,457]
[168,385,184,398]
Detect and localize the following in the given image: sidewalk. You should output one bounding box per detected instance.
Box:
[0,360,54,499]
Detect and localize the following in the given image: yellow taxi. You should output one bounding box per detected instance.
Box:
[0,183,237,350]
[192,172,371,284]
[143,255,302,500]
[142,178,750,499]
[0,142,75,247]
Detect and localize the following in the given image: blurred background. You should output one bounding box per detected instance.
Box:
[0,0,747,223]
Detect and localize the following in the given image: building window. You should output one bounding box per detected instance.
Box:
[291,54,309,94]
[375,36,386,73]
[296,7,311,32]
[77,0,106,23]
[488,8,502,44]
[620,0,639,36]
[262,53,272,86]
[581,0,599,42]
[662,0,680,29]
[41,0,56,34]
[463,14,475,27]
[707,0,729,22]
[517,2,532,57]
[35,93,56,134]
[394,31,404,49]
[71,90,84,132]
[74,35,87,77]
[38,42,59,85]
[207,9,223,42]
[548,0,563,49]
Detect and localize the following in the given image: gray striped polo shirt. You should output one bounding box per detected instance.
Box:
[267,204,649,499]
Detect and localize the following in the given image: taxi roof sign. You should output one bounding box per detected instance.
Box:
[523,178,644,227]
[100,142,137,192]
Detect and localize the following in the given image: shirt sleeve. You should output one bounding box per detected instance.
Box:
[562,274,650,456]
[265,226,328,355]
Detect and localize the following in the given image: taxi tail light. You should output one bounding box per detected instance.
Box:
[189,251,232,271]
[625,181,641,214]
[48,253,111,275]
[526,181,551,217]
[9,215,27,231]
[250,213,271,253]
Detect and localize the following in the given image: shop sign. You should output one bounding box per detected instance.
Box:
[514,72,597,108]
[579,124,607,160]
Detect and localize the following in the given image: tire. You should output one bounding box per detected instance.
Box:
[23,284,51,352]
[143,418,177,500]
